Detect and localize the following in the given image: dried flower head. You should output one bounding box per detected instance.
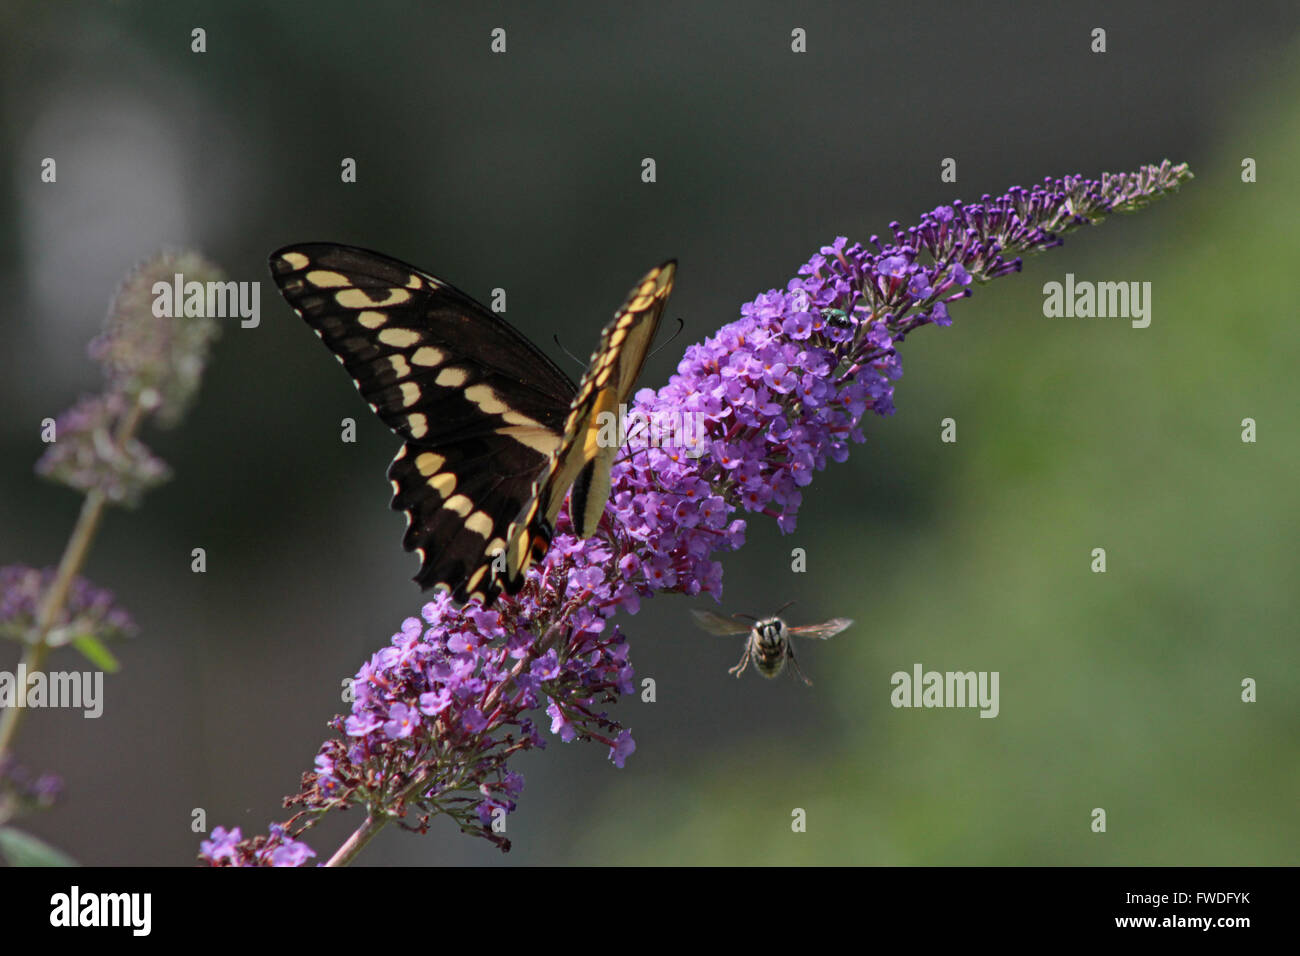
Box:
[89,250,223,428]
[34,393,171,505]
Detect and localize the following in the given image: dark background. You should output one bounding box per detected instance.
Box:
[1,1,1296,864]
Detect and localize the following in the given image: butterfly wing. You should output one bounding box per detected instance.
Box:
[788,618,854,640]
[500,261,675,592]
[690,609,752,637]
[269,243,577,604]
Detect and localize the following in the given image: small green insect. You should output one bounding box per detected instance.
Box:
[818,307,856,332]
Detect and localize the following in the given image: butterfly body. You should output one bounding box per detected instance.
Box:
[691,607,853,685]
[269,243,674,606]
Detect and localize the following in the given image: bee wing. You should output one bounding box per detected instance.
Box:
[788,618,853,640]
[691,609,752,636]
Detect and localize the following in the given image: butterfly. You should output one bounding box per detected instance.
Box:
[690,603,853,685]
[268,243,675,606]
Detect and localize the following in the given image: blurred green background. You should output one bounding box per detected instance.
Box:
[1,1,1296,865]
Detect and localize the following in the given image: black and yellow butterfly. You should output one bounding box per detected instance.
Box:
[269,244,675,606]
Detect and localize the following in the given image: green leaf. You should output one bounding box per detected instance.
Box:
[72,634,121,672]
[0,826,79,867]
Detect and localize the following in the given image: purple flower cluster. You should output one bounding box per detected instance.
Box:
[0,564,137,646]
[199,825,316,867]
[37,249,222,503]
[205,590,634,862]
[35,394,172,505]
[211,162,1190,863]
[0,754,63,818]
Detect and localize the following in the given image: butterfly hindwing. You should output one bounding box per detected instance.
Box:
[501,262,676,592]
[270,244,675,605]
[387,437,537,604]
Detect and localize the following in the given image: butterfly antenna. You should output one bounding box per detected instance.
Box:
[552,334,588,370]
[647,316,685,360]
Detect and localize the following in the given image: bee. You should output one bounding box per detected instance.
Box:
[690,602,853,685]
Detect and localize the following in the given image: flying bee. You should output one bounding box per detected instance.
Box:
[690,602,853,685]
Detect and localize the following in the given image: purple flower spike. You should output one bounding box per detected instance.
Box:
[210,162,1190,862]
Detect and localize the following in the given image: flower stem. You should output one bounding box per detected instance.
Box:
[325,813,388,867]
[0,395,147,760]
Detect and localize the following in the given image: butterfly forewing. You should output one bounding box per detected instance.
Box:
[269,243,673,606]
[270,243,577,603]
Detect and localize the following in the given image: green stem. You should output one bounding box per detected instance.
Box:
[0,395,147,760]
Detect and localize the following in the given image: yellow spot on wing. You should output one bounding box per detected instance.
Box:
[465,511,494,538]
[435,367,468,387]
[399,382,421,407]
[502,409,546,429]
[431,473,457,497]
[306,269,351,288]
[499,425,561,456]
[358,311,387,329]
[407,413,428,439]
[389,355,411,379]
[411,346,445,366]
[337,287,412,309]
[415,452,445,476]
[464,384,508,414]
[444,494,474,516]
[378,327,420,348]
[280,252,310,269]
